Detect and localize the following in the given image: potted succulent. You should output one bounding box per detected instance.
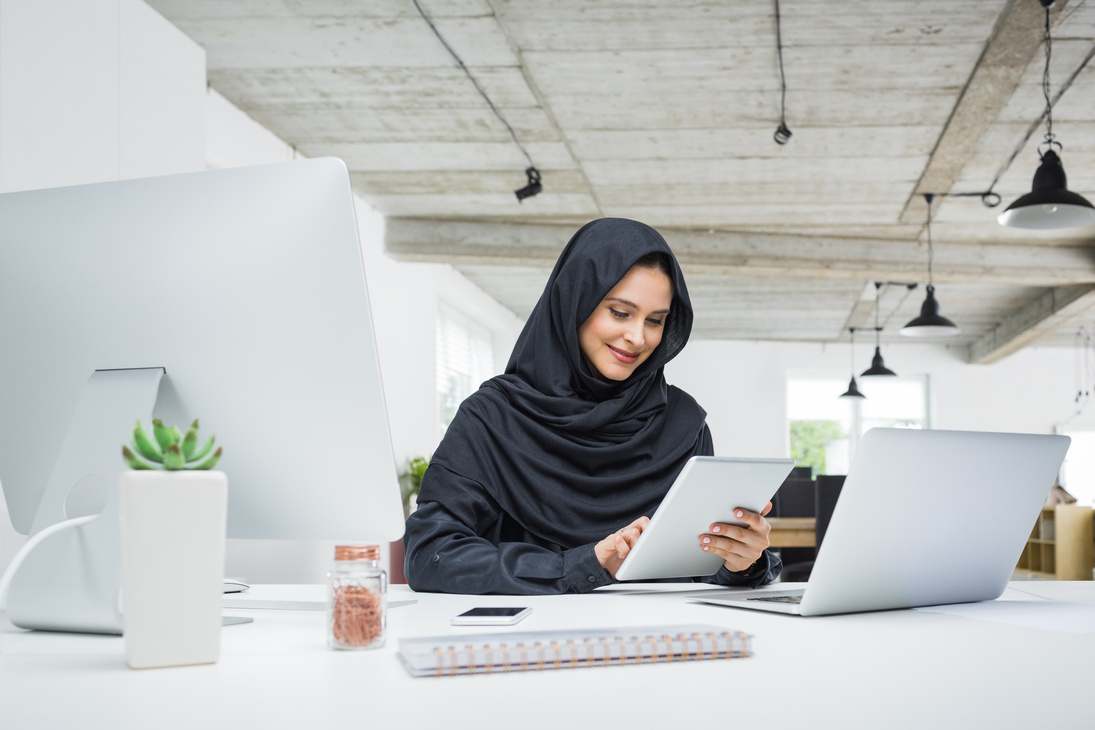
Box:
[122,418,222,471]
[119,418,227,669]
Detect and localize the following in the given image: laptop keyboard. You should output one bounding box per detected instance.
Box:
[746,593,803,604]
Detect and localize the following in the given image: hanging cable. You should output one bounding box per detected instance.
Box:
[1077,325,1094,407]
[772,0,792,144]
[411,0,542,201]
[880,283,919,330]
[1041,4,1056,150]
[924,193,936,285]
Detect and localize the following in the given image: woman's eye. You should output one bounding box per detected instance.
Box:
[610,309,629,319]
[647,318,665,327]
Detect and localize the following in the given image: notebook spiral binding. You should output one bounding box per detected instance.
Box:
[423,629,751,677]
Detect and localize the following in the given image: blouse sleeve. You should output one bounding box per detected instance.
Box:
[403,465,615,595]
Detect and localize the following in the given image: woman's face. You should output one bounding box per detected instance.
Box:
[577,264,673,381]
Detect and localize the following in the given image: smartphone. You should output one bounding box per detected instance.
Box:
[451,607,532,626]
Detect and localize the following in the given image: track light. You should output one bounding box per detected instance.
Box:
[515,167,542,202]
[841,328,866,399]
[998,0,1095,229]
[901,194,960,337]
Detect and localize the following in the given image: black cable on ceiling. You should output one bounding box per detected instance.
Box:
[411,0,542,201]
[773,0,792,144]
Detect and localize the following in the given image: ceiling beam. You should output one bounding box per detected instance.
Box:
[385,218,1095,287]
[969,285,1095,364]
[898,0,1070,224]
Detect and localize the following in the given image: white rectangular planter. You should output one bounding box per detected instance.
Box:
[120,470,228,669]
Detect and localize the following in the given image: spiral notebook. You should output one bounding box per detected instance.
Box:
[397,624,752,677]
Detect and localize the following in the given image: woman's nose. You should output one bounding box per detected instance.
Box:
[623,320,645,347]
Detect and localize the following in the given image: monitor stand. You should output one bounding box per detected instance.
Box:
[6,368,164,634]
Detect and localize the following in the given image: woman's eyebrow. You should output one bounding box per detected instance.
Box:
[606,296,670,314]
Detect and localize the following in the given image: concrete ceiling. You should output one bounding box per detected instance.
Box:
[148,0,1095,362]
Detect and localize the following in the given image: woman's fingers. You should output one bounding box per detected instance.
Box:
[700,506,772,572]
[595,516,651,576]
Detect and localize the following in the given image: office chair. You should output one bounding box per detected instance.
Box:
[776,474,845,583]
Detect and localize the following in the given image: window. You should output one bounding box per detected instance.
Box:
[787,374,927,476]
[436,303,494,438]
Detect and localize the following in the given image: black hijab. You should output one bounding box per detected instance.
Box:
[421,218,709,547]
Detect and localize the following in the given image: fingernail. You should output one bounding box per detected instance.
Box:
[702,546,710,552]
[711,525,720,533]
[702,537,711,544]
[736,510,744,519]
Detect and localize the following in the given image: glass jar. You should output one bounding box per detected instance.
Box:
[326,544,387,650]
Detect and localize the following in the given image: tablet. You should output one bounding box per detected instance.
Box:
[613,456,796,581]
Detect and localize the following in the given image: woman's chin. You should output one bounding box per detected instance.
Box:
[593,361,637,381]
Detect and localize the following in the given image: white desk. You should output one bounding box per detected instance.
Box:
[2,582,1093,729]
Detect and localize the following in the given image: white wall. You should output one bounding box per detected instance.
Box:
[666,339,1079,459]
[0,0,205,193]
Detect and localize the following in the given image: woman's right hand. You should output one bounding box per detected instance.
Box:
[594,516,650,579]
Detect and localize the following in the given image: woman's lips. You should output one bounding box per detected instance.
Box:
[607,344,640,363]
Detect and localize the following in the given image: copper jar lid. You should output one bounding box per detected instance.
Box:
[335,544,380,561]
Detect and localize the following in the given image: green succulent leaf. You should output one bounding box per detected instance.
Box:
[122,445,154,470]
[162,443,186,470]
[189,434,216,463]
[189,447,223,471]
[181,419,200,460]
[152,419,179,451]
[132,421,163,463]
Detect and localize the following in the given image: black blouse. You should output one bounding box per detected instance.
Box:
[403,426,782,595]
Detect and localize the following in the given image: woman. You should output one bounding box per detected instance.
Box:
[404,218,781,594]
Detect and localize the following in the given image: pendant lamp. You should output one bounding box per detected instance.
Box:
[840,328,866,399]
[862,283,897,376]
[998,0,1095,229]
[901,194,960,337]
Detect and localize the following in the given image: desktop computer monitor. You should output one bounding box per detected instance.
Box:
[0,158,406,632]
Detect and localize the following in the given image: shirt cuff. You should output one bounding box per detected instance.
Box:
[715,549,780,588]
[563,543,614,593]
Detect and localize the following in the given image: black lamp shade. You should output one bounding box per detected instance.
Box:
[997,150,1095,229]
[840,376,866,399]
[900,285,960,337]
[861,346,897,377]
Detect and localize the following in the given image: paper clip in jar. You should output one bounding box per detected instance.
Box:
[327,544,387,650]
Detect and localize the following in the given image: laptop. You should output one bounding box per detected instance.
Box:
[693,428,1071,616]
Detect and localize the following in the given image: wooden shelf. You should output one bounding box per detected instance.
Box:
[1015,504,1094,580]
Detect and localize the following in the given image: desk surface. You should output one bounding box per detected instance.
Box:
[3,582,1094,729]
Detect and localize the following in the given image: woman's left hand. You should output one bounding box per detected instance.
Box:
[699,501,773,573]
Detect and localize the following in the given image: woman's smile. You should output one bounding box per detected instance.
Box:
[607,344,641,363]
